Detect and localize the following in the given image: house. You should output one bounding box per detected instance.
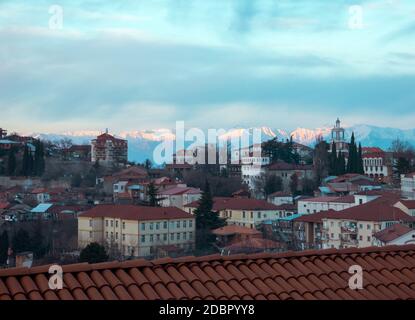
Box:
[322,173,381,195]
[362,147,393,183]
[274,203,297,218]
[30,203,54,220]
[185,197,279,229]
[64,145,91,161]
[2,245,415,300]
[212,225,262,247]
[373,224,415,246]
[394,199,415,217]
[266,162,314,192]
[157,186,201,209]
[78,205,196,258]
[91,131,128,166]
[297,195,356,214]
[401,172,415,199]
[267,191,293,206]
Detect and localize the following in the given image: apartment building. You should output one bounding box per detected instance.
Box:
[185,197,279,229]
[78,205,195,257]
[91,131,128,166]
[321,197,415,249]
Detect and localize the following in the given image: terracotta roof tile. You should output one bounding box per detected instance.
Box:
[2,245,415,300]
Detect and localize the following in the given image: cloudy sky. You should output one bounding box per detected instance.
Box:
[1,0,415,133]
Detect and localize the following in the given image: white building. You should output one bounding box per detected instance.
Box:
[297,195,356,215]
[373,224,415,246]
[401,172,415,199]
[157,186,202,209]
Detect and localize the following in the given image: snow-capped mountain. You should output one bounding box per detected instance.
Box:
[28,124,415,163]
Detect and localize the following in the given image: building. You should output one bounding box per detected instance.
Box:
[394,199,415,216]
[329,118,348,153]
[373,224,415,246]
[297,195,356,214]
[321,173,381,195]
[185,197,279,229]
[91,131,128,166]
[78,205,195,258]
[64,145,91,161]
[267,162,314,192]
[361,147,393,183]
[321,195,415,249]
[2,245,415,300]
[401,172,415,199]
[267,191,293,206]
[157,186,201,209]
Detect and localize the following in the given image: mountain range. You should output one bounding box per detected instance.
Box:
[30,125,415,163]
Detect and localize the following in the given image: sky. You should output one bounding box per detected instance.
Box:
[1,0,415,134]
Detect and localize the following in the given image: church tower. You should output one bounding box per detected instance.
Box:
[330,118,348,153]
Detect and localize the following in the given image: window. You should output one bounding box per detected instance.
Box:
[105,220,108,227]
[189,220,193,228]
[229,211,232,218]
[156,222,160,230]
[257,212,261,219]
[110,220,113,227]
[250,212,253,219]
[89,219,92,227]
[115,232,118,240]
[122,234,125,241]
[367,236,371,242]
[183,232,187,240]
[110,232,113,239]
[122,222,125,229]
[330,221,334,227]
[170,233,174,241]
[359,224,363,229]
[189,232,193,240]
[183,220,187,228]
[367,224,371,230]
[141,235,145,243]
[115,221,118,228]
[141,223,145,231]
[359,199,363,205]
[163,234,167,241]
[359,235,363,241]
[331,233,334,239]
[156,234,160,241]
[176,221,180,228]
[150,235,154,242]
[243,211,246,218]
[150,222,154,230]
[163,221,168,229]
[177,233,181,240]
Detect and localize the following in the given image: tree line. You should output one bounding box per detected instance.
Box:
[6,140,45,177]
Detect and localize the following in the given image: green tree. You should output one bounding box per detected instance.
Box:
[144,159,152,170]
[357,143,364,174]
[34,140,45,176]
[313,140,330,184]
[12,229,31,253]
[395,157,412,175]
[289,174,299,195]
[21,145,34,176]
[7,147,17,176]
[264,175,283,196]
[71,173,82,188]
[0,230,9,265]
[337,151,346,175]
[80,242,109,263]
[31,221,48,258]
[329,142,338,175]
[194,180,226,251]
[147,181,160,207]
[347,132,359,173]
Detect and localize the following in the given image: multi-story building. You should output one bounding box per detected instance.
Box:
[185,197,279,229]
[401,172,415,199]
[78,205,196,257]
[91,131,128,166]
[297,195,356,214]
[157,186,201,209]
[321,196,414,249]
[362,147,393,183]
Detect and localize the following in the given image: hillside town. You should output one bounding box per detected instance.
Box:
[1,118,414,272]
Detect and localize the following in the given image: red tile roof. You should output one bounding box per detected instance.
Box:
[322,197,414,222]
[212,225,262,236]
[294,210,336,223]
[374,224,414,243]
[400,200,415,210]
[185,197,278,211]
[2,245,415,300]
[79,205,193,221]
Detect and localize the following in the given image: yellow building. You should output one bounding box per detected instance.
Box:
[78,204,195,257]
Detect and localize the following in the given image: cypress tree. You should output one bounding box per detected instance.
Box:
[7,147,16,176]
[34,140,45,176]
[338,151,346,175]
[329,142,337,175]
[347,132,358,173]
[147,182,160,207]
[21,145,30,176]
[357,143,364,174]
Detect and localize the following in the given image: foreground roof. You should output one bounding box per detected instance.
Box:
[1,245,415,300]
